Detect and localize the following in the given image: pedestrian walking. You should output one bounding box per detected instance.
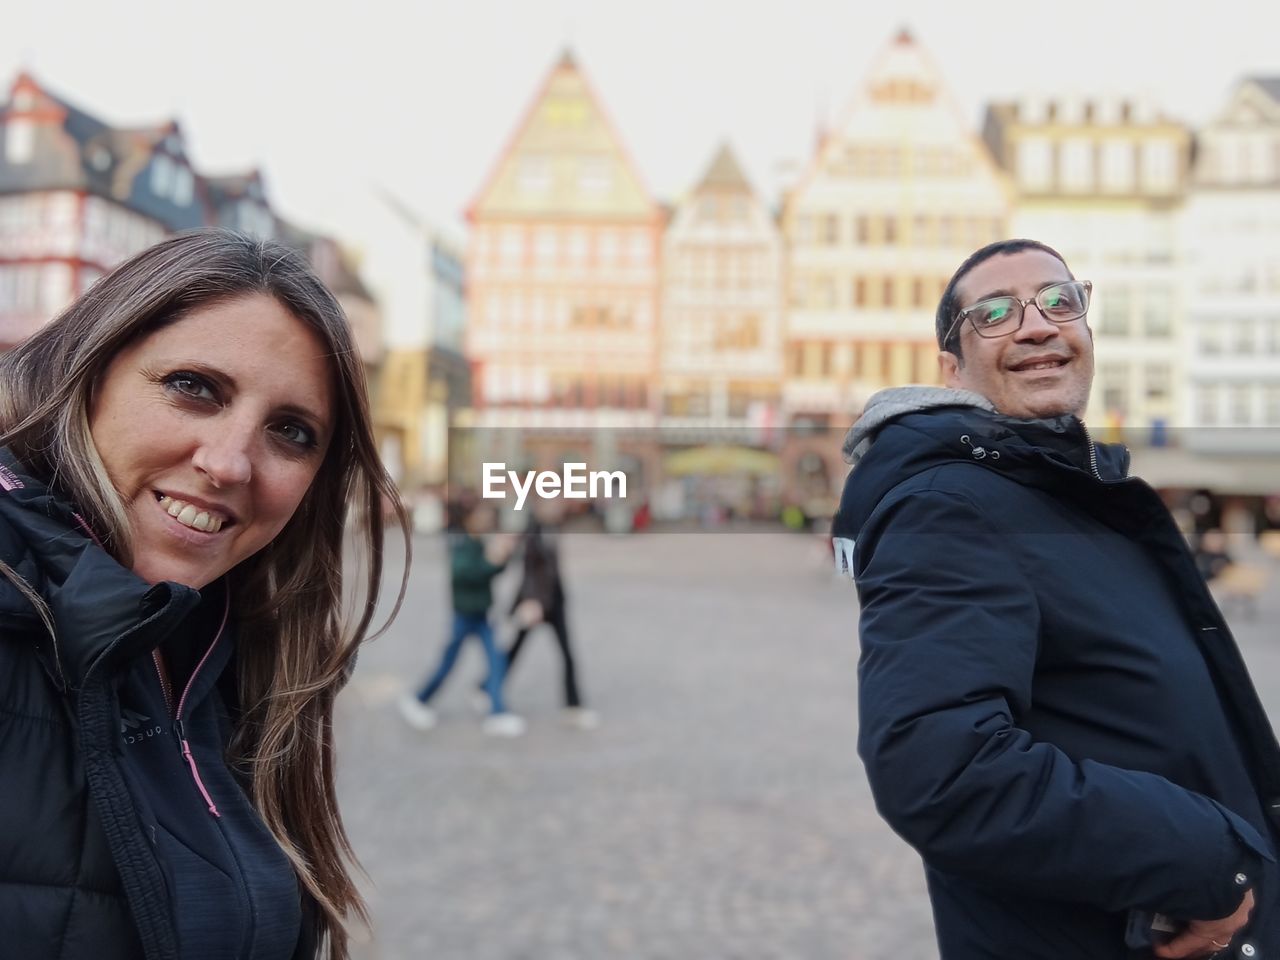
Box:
[484,507,597,729]
[399,503,525,737]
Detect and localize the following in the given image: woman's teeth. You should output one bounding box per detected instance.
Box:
[157,495,224,533]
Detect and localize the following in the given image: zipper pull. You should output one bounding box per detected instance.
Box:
[176,725,221,818]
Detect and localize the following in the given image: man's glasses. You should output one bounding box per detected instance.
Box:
[945,280,1092,345]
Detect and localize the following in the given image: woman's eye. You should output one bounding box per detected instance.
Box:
[165,373,215,401]
[276,422,315,448]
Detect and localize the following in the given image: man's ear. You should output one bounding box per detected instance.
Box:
[938,349,963,388]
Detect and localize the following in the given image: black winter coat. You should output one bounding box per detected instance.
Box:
[509,520,565,617]
[0,451,312,960]
[833,404,1280,959]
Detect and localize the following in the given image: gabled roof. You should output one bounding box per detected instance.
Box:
[695,142,752,193]
[1250,77,1280,103]
[785,28,1008,212]
[466,49,657,222]
[0,72,202,230]
[203,169,267,206]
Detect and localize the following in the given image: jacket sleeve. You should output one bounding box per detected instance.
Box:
[854,487,1271,921]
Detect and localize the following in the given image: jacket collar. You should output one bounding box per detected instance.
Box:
[832,397,1132,548]
[0,447,202,689]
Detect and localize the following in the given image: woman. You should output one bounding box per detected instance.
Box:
[0,230,408,960]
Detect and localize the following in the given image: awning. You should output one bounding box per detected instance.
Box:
[663,445,779,477]
[1129,447,1280,494]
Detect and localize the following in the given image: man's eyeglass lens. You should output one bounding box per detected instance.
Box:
[961,281,1092,338]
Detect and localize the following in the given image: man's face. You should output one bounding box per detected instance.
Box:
[939,249,1095,419]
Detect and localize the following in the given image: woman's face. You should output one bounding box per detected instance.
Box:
[88,294,334,588]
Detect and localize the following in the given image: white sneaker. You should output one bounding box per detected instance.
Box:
[397,695,437,731]
[563,707,600,730]
[482,713,527,737]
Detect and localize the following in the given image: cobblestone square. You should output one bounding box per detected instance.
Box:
[338,530,1280,960]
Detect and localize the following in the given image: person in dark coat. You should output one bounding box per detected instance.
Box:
[832,239,1278,960]
[492,507,597,729]
[0,231,408,960]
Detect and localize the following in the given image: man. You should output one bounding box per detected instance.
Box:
[832,239,1278,958]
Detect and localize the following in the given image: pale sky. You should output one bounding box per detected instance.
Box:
[6,0,1279,276]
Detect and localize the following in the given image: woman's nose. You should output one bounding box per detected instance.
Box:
[192,431,253,487]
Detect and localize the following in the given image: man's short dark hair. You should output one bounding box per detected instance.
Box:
[935,239,1074,357]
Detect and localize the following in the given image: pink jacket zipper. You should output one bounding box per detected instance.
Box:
[152,591,230,818]
[22,487,226,817]
[63,501,225,818]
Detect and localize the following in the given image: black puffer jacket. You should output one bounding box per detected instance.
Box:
[0,450,311,960]
[833,389,1280,959]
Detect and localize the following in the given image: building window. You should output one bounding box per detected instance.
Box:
[802,341,823,379]
[1264,319,1280,354]
[151,155,175,196]
[787,344,804,377]
[1198,323,1223,355]
[1228,384,1252,425]
[1018,137,1053,190]
[912,215,930,245]
[789,277,807,308]
[853,277,866,307]
[1143,287,1173,337]
[1232,320,1255,354]
[1144,364,1171,402]
[5,120,35,164]
[884,217,897,245]
[882,278,895,308]
[822,214,839,246]
[856,215,870,244]
[714,314,761,350]
[1061,138,1094,192]
[579,157,613,196]
[911,277,926,307]
[499,227,523,266]
[518,156,552,194]
[628,231,649,266]
[597,230,619,264]
[567,229,587,265]
[1141,141,1178,193]
[814,276,835,309]
[1100,140,1135,193]
[173,167,194,206]
[1098,285,1131,336]
[1264,385,1280,425]
[1100,363,1129,414]
[1197,384,1220,426]
[534,227,557,264]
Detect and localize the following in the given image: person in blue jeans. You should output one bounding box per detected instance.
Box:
[399,502,526,737]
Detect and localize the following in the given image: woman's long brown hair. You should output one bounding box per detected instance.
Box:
[0,229,410,958]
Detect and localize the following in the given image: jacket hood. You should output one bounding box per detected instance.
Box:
[831,399,1131,576]
[841,386,997,464]
[0,447,203,689]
